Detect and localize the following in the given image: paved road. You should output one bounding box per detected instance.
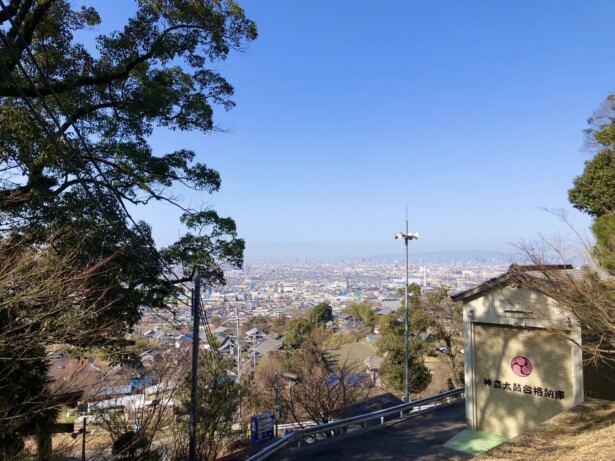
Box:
[277,401,472,461]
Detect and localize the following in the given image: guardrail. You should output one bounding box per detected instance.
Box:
[246,387,465,461]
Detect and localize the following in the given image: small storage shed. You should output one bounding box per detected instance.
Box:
[452,265,584,438]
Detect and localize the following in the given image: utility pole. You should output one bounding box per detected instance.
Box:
[81,418,86,461]
[189,270,201,461]
[275,371,279,438]
[236,304,242,429]
[236,305,241,382]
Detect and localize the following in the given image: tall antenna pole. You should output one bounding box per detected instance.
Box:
[395,205,418,403]
[404,205,410,403]
[189,270,201,461]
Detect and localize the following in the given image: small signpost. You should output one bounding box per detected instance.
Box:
[251,412,274,446]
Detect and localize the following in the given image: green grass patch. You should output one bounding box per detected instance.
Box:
[325,342,378,372]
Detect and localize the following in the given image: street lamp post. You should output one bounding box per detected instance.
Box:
[395,220,419,403]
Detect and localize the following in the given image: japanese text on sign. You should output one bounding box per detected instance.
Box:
[483,377,564,400]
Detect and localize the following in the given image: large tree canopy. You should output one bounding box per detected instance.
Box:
[569,95,615,273]
[376,284,432,395]
[0,0,256,331]
[568,149,615,218]
[0,2,255,448]
[517,95,615,369]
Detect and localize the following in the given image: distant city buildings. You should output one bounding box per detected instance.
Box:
[136,260,509,345]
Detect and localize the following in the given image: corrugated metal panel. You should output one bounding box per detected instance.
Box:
[473,323,575,437]
[466,286,571,330]
[463,303,475,429]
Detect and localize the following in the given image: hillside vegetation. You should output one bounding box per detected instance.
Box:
[477,399,615,461]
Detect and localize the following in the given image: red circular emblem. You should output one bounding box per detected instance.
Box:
[511,356,532,377]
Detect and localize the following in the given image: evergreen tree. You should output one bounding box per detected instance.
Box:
[0,0,255,334]
[309,302,334,327]
[0,2,255,456]
[569,96,615,274]
[174,353,244,461]
[519,95,615,367]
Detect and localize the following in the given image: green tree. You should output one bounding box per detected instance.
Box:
[243,315,270,335]
[405,283,433,333]
[173,352,244,461]
[376,310,432,395]
[569,148,615,273]
[0,1,255,454]
[284,318,313,349]
[423,287,464,388]
[592,212,615,273]
[0,0,255,327]
[518,95,615,368]
[569,149,615,218]
[349,303,376,329]
[378,340,432,395]
[569,97,615,274]
[374,283,434,395]
[309,302,333,327]
[271,316,288,334]
[565,96,615,355]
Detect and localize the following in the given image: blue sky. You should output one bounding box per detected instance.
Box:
[93,1,615,262]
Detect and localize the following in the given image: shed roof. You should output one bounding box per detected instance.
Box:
[451,264,575,303]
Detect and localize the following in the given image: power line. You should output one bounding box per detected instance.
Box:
[199,294,222,363]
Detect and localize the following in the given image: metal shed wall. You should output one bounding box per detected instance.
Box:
[463,285,583,436]
[473,323,575,437]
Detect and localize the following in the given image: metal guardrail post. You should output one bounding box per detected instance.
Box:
[245,388,465,461]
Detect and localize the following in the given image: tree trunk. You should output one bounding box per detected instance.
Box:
[36,430,52,461]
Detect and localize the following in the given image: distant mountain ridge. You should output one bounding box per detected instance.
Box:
[371,250,515,263]
[246,250,517,264]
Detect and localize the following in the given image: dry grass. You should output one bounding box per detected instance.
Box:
[417,358,451,399]
[24,428,113,459]
[476,398,615,461]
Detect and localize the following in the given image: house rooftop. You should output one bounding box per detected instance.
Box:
[251,337,283,357]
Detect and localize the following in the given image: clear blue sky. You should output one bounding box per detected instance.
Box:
[93,1,615,262]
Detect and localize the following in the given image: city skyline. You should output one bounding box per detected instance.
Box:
[90,1,612,262]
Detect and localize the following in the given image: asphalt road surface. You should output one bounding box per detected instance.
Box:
[277,401,471,461]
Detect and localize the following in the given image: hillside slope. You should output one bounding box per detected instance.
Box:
[476,398,615,461]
